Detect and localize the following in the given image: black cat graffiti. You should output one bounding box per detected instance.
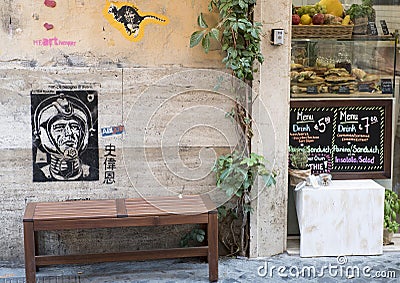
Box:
[108,4,166,37]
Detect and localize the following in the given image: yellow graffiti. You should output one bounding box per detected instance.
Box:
[103,1,169,42]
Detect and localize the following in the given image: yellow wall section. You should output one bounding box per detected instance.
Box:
[0,0,221,68]
[103,1,169,42]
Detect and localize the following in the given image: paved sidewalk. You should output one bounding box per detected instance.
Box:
[1,251,400,283]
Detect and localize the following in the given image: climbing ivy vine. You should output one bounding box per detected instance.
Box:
[188,1,277,258]
[190,0,264,81]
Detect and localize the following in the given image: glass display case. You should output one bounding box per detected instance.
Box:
[290,36,398,98]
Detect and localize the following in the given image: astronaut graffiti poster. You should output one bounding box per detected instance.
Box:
[31,90,99,182]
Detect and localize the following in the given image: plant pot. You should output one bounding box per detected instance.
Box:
[288,168,311,187]
[383,228,394,245]
[353,17,368,35]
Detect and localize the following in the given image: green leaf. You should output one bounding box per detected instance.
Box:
[251,28,259,38]
[232,22,238,32]
[197,13,208,28]
[219,167,233,181]
[230,49,238,59]
[238,0,246,9]
[218,206,227,218]
[235,190,243,197]
[180,239,188,247]
[225,187,234,197]
[235,166,248,177]
[262,174,276,187]
[202,33,211,53]
[190,31,205,48]
[209,28,220,40]
[196,234,205,242]
[208,2,214,12]
[238,22,246,31]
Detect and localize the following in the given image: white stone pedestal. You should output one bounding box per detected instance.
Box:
[295,179,384,257]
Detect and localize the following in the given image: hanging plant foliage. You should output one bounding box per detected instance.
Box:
[190,0,264,81]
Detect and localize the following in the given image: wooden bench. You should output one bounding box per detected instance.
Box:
[23,195,218,283]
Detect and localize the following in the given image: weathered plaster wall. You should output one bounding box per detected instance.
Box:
[0,0,290,263]
[0,0,238,263]
[1,0,222,67]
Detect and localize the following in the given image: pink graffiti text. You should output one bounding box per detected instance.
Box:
[33,37,76,47]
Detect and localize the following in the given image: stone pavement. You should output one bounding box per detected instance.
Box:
[1,250,400,283]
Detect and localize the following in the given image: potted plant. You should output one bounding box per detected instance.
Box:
[384,189,400,245]
[288,147,311,186]
[346,0,375,35]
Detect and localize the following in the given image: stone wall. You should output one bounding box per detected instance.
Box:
[0,0,291,262]
[0,0,238,263]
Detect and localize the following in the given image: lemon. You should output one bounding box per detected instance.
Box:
[300,14,312,25]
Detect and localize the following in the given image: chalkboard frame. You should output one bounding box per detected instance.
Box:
[290,99,392,179]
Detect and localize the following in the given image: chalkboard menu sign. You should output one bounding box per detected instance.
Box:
[289,100,392,179]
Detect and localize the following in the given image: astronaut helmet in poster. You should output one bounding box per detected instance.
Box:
[33,93,96,181]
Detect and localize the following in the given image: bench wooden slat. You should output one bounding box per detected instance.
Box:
[35,210,116,216]
[124,204,207,211]
[34,207,116,214]
[32,200,118,221]
[33,213,210,231]
[35,205,117,212]
[125,196,209,216]
[34,200,116,208]
[35,247,209,266]
[125,204,208,211]
[33,213,117,221]
[125,208,209,216]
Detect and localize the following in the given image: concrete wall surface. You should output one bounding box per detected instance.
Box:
[0,65,251,262]
[0,0,290,263]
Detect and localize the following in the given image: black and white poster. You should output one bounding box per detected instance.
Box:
[31,90,99,182]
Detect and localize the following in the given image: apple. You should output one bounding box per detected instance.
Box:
[292,14,301,25]
[312,13,325,25]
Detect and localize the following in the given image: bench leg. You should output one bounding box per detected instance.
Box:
[208,212,218,282]
[24,221,36,283]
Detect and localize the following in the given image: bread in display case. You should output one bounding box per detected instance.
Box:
[290,36,397,98]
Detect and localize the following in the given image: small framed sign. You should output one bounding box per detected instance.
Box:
[358,83,371,93]
[380,20,390,35]
[307,86,319,94]
[368,21,378,35]
[338,86,350,94]
[381,79,393,94]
